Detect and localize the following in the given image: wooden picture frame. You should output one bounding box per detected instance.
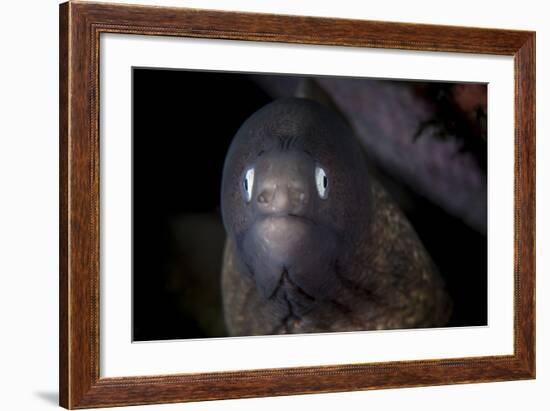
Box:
[59,1,535,408]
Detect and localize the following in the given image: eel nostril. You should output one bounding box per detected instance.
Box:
[289,187,307,206]
[257,184,307,212]
[257,187,275,205]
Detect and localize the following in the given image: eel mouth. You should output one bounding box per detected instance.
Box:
[238,213,341,307]
[257,213,315,225]
[252,215,315,262]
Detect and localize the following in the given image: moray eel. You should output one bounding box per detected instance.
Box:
[221,98,451,336]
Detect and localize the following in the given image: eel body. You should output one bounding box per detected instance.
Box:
[221,98,451,336]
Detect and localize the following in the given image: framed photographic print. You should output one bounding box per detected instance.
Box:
[59,1,535,408]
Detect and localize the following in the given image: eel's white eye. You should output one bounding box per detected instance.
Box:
[243,168,255,202]
[315,166,329,199]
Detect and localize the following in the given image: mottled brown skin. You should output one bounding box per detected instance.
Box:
[221,98,451,336]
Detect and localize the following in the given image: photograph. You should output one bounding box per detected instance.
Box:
[56,2,535,407]
[0,0,544,409]
[132,69,488,341]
